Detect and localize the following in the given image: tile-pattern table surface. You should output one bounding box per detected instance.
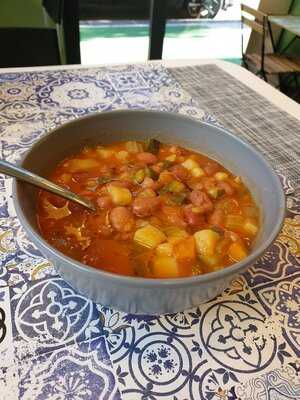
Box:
[0,63,299,399]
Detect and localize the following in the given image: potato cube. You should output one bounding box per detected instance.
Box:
[173,236,196,264]
[215,172,229,181]
[156,243,173,256]
[66,159,100,172]
[134,224,166,249]
[199,254,220,267]
[229,242,248,262]
[191,167,205,178]
[96,147,114,159]
[107,185,132,206]
[165,154,176,162]
[125,141,143,153]
[152,255,179,278]
[194,229,220,256]
[116,150,129,161]
[243,219,258,235]
[181,158,199,170]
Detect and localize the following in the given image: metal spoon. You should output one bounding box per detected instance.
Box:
[0,159,96,211]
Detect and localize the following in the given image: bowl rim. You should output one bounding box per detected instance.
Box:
[12,109,286,288]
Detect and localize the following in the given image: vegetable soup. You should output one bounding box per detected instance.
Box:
[37,139,259,278]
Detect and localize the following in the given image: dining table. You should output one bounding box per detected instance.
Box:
[0,58,299,400]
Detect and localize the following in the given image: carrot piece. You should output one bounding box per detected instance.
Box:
[173,236,196,264]
[228,242,248,262]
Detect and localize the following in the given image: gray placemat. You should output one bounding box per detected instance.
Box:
[169,64,300,188]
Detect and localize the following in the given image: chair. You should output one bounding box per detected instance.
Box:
[148,0,167,60]
[0,0,80,68]
[241,4,300,83]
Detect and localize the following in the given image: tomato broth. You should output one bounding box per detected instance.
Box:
[37,139,259,278]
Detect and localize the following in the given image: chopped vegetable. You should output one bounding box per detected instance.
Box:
[65,225,90,248]
[133,169,145,184]
[134,224,166,249]
[165,226,189,244]
[149,216,162,228]
[135,219,149,228]
[107,185,132,206]
[145,167,159,180]
[194,229,220,256]
[170,193,187,205]
[43,199,71,220]
[158,171,174,185]
[228,242,248,262]
[116,151,129,161]
[96,147,114,159]
[165,154,176,162]
[207,187,224,199]
[199,254,220,267]
[215,172,229,181]
[162,160,174,170]
[243,219,258,235]
[98,176,112,184]
[225,215,245,231]
[173,236,196,264]
[241,206,258,218]
[166,180,186,193]
[181,158,199,171]
[66,159,100,172]
[152,255,179,278]
[125,141,143,153]
[85,178,98,190]
[191,167,205,178]
[156,242,173,256]
[147,138,160,154]
[138,188,157,198]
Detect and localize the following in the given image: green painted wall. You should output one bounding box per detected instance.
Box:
[279,0,300,54]
[0,0,54,27]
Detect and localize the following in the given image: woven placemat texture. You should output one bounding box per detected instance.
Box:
[169,64,300,188]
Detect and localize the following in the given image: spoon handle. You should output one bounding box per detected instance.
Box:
[0,159,95,211]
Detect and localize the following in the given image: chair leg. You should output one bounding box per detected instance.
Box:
[257,70,268,82]
[262,72,268,82]
[241,57,249,69]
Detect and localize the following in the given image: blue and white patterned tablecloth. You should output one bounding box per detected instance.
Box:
[0,63,299,400]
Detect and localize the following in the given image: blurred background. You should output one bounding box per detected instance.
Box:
[79,0,246,65]
[1,0,299,101]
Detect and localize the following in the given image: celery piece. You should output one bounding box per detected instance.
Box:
[133,169,145,184]
[134,224,166,249]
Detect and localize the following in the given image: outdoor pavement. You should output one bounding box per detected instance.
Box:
[79,0,259,65]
